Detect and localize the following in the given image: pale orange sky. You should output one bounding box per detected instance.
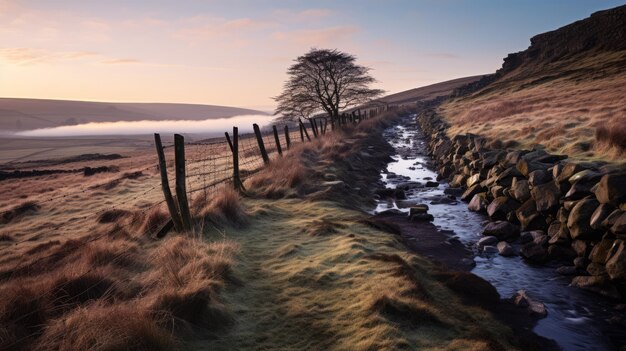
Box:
[0,0,621,111]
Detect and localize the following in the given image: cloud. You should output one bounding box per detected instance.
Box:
[0,47,147,66]
[271,8,333,22]
[174,16,277,43]
[272,25,359,46]
[101,58,142,65]
[0,47,99,65]
[423,52,460,59]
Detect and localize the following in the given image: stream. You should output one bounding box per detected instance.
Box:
[373,115,623,351]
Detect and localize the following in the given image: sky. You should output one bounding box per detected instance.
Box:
[0,0,623,111]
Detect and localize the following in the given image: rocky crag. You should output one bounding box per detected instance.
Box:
[417,109,626,300]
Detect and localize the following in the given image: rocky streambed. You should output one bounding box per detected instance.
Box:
[373,113,626,351]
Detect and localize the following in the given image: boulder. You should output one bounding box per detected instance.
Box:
[564,180,595,200]
[556,266,579,276]
[568,198,602,240]
[590,203,616,230]
[461,184,485,202]
[482,221,520,241]
[477,236,498,248]
[443,187,464,197]
[570,275,621,299]
[568,169,603,184]
[512,290,547,317]
[571,240,590,257]
[520,231,541,244]
[510,178,531,202]
[517,159,551,178]
[487,196,521,221]
[602,210,624,230]
[466,173,482,188]
[497,241,516,256]
[449,174,467,188]
[490,185,506,199]
[521,243,548,262]
[595,173,626,206]
[590,238,616,264]
[586,262,607,276]
[410,213,434,222]
[425,181,439,188]
[409,205,429,216]
[528,169,552,187]
[606,240,626,280]
[531,181,561,213]
[468,193,489,213]
[610,211,626,235]
[574,257,588,269]
[557,163,586,184]
[516,199,546,231]
[548,245,577,261]
[496,167,523,187]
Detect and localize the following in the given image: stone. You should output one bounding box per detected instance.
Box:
[490,185,505,199]
[548,245,577,261]
[590,204,616,230]
[602,210,623,229]
[482,221,520,241]
[557,163,586,184]
[468,193,489,213]
[497,241,516,256]
[425,181,439,188]
[477,236,498,248]
[564,180,595,200]
[461,184,485,202]
[449,174,467,188]
[487,196,521,221]
[574,257,588,269]
[531,181,561,213]
[516,159,551,178]
[496,167,523,187]
[595,173,626,206]
[409,205,429,216]
[568,169,603,184]
[516,199,546,231]
[443,187,463,197]
[568,197,602,240]
[519,231,536,244]
[606,240,626,280]
[528,169,552,187]
[410,213,434,222]
[512,290,547,317]
[586,262,607,276]
[510,178,531,202]
[590,238,616,264]
[466,173,482,188]
[482,245,499,254]
[570,276,621,299]
[571,240,589,257]
[556,266,579,276]
[610,211,626,235]
[521,240,548,263]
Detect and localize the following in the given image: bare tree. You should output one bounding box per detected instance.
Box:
[274,48,384,126]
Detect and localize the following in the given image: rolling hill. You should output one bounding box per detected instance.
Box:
[0,98,268,132]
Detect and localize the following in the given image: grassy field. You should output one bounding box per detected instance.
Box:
[439,50,626,162]
[0,110,523,350]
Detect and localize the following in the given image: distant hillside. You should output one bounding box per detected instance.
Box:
[0,98,268,132]
[440,4,626,161]
[379,75,484,105]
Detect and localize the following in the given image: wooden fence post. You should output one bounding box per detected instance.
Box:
[309,118,318,138]
[231,127,245,192]
[225,131,234,153]
[253,123,270,164]
[299,119,311,141]
[154,133,183,232]
[174,134,192,231]
[272,125,283,157]
[299,122,305,142]
[284,125,291,149]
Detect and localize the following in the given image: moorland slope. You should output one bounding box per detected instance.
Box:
[439,4,626,161]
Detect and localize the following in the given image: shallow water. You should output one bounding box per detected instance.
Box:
[374,115,623,351]
[14,114,272,137]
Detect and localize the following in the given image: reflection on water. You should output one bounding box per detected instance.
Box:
[374,116,622,351]
[15,114,272,137]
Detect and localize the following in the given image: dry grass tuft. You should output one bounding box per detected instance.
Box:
[1,201,39,225]
[595,119,626,156]
[97,209,131,223]
[371,292,445,327]
[34,303,175,351]
[193,186,248,228]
